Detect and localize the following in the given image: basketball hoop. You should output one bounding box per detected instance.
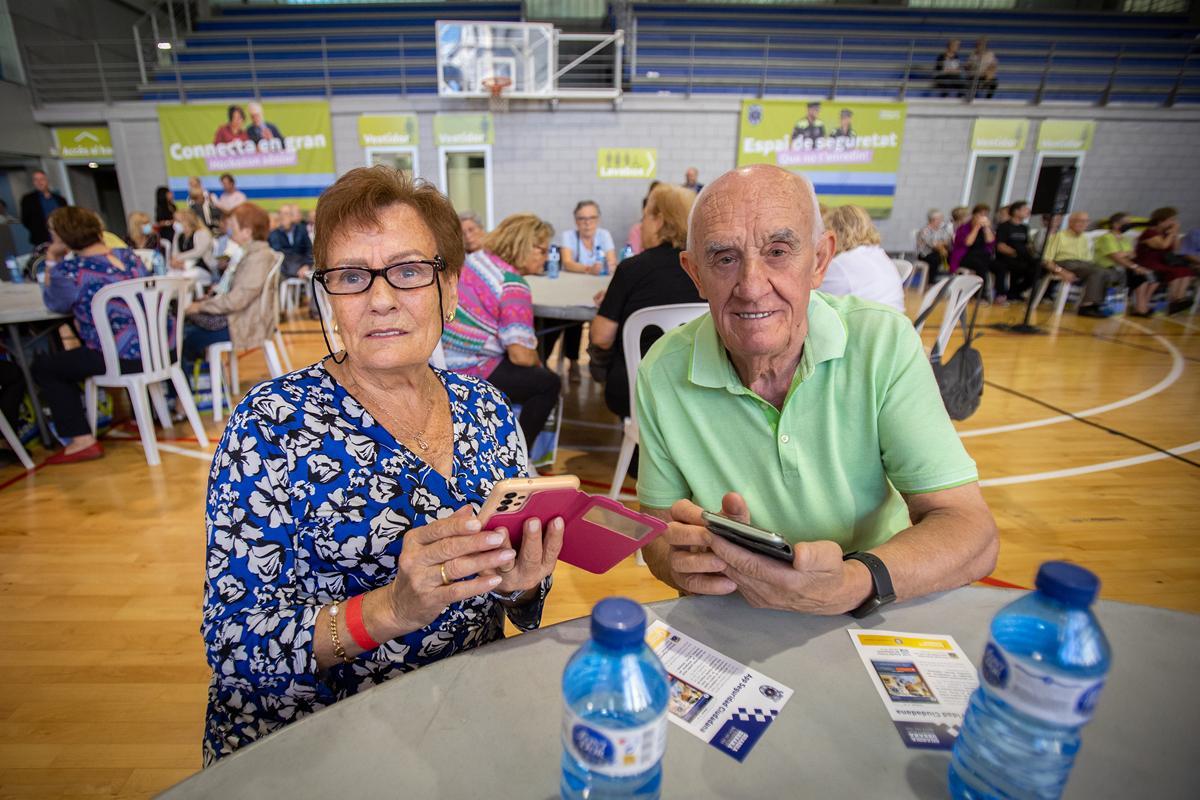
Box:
[482,75,512,113]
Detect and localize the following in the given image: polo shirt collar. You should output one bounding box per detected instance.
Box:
[688,292,848,393]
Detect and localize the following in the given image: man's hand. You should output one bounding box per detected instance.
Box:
[649,496,742,596]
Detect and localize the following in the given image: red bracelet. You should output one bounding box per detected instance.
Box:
[344,594,381,651]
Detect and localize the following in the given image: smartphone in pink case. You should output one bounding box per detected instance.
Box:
[485,487,665,575]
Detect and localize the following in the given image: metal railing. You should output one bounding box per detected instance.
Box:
[131,0,194,85]
[22,26,625,106]
[629,31,1200,106]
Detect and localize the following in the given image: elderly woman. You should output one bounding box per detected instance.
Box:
[201,167,563,764]
[551,200,617,384]
[181,203,277,371]
[31,207,152,464]
[1138,206,1196,315]
[820,204,906,312]
[588,184,700,420]
[442,213,562,445]
[915,208,952,279]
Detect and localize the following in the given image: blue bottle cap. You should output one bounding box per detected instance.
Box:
[591,597,647,649]
[1035,561,1100,608]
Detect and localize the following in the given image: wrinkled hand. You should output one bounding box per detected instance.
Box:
[385,507,513,632]
[674,493,868,615]
[1058,268,1077,283]
[486,516,565,595]
[658,495,740,596]
[46,241,70,261]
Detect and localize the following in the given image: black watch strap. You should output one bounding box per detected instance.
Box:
[843,551,896,619]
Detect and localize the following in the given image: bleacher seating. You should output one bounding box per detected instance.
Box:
[142,2,523,100]
[629,3,1200,105]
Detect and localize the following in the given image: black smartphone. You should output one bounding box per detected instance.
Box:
[701,511,795,563]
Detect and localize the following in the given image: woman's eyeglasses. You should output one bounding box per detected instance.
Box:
[315,256,445,295]
[575,215,599,223]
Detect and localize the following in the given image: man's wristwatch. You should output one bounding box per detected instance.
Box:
[842,551,896,619]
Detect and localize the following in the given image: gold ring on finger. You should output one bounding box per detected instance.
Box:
[440,563,451,586]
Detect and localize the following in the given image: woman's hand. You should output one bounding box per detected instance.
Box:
[185,301,202,315]
[46,241,70,261]
[384,507,513,633]
[488,515,565,595]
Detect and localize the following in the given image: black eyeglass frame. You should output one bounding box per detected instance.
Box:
[313,255,446,295]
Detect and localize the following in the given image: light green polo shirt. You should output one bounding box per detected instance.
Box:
[1042,230,1091,263]
[1092,232,1130,269]
[635,292,978,553]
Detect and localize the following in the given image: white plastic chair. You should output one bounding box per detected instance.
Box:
[609,303,710,501]
[208,253,289,422]
[0,412,33,470]
[84,275,209,466]
[892,258,915,285]
[279,276,308,316]
[928,274,984,361]
[914,277,951,332]
[133,248,164,275]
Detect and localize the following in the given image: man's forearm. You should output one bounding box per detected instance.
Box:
[871,493,998,603]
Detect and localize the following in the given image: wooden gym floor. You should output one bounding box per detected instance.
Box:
[0,293,1197,797]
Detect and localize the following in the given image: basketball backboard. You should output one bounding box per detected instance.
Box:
[436,21,555,98]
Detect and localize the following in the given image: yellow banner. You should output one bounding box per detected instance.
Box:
[855,633,954,650]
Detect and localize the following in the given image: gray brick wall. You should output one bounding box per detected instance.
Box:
[41,97,1200,256]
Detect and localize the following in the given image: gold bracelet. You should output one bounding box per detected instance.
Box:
[328,603,352,664]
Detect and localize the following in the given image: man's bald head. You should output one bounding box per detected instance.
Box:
[688,165,824,255]
[1067,211,1089,233]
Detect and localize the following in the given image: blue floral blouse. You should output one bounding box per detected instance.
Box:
[201,362,549,764]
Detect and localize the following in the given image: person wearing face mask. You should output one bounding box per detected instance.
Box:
[124,211,159,251]
[170,208,217,288]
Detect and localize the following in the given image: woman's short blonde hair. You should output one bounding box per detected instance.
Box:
[127,211,150,242]
[825,204,881,254]
[484,213,554,269]
[175,207,202,233]
[644,184,694,250]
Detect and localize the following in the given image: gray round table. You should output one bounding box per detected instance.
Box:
[160,588,1196,798]
[526,272,611,321]
[0,283,70,445]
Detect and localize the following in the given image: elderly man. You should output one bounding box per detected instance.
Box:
[683,167,703,194]
[636,165,998,617]
[19,169,67,247]
[268,203,313,278]
[459,210,486,254]
[1041,211,1122,318]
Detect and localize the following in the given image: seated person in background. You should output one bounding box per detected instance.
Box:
[976,63,998,99]
[459,211,486,255]
[993,201,1040,303]
[1095,212,1157,317]
[935,39,962,97]
[1043,211,1123,319]
[1137,207,1196,315]
[203,166,559,763]
[950,204,994,274]
[214,173,246,216]
[188,176,221,234]
[635,165,998,614]
[124,211,159,252]
[268,203,314,279]
[181,203,278,371]
[915,209,952,279]
[820,204,905,312]
[442,213,562,446]
[588,184,701,420]
[550,201,616,384]
[170,208,217,289]
[32,207,153,464]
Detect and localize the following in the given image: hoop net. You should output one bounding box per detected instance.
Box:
[482,76,513,113]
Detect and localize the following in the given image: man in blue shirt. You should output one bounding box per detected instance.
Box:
[268,203,313,278]
[19,170,67,247]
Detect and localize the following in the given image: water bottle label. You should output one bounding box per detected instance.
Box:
[981,639,1105,726]
[562,708,667,778]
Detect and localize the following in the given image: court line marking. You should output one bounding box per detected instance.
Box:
[1157,314,1198,332]
[979,440,1200,487]
[959,318,1183,438]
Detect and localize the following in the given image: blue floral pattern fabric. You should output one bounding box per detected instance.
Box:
[201,362,547,764]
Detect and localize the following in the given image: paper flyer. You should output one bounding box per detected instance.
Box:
[645,621,793,762]
[849,629,979,750]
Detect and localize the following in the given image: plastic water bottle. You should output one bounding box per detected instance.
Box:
[620,244,635,262]
[6,257,23,283]
[547,244,561,278]
[561,597,669,799]
[949,562,1111,800]
[596,244,609,276]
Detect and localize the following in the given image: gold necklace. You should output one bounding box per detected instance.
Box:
[355,373,442,452]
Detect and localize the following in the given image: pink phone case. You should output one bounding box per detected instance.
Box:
[486,488,666,575]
